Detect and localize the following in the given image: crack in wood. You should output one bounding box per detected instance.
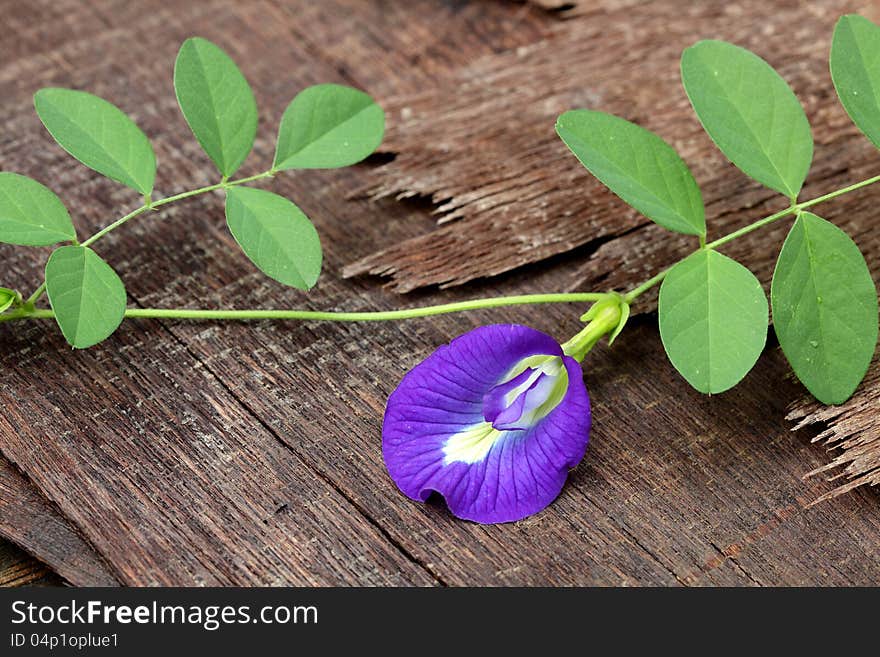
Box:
[0,456,120,586]
[788,353,880,503]
[345,1,879,295]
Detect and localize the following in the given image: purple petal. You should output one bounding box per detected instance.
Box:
[382,324,591,524]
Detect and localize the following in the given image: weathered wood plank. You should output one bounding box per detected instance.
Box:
[45,0,880,585]
[0,317,436,586]
[0,459,118,586]
[0,0,553,585]
[132,290,880,584]
[1,0,878,587]
[580,320,880,586]
[0,0,446,587]
[276,0,551,95]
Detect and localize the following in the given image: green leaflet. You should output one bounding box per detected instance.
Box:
[174,37,258,177]
[34,88,156,195]
[771,212,878,405]
[0,172,75,246]
[273,84,385,170]
[225,187,322,290]
[659,249,768,394]
[45,246,127,349]
[681,40,813,199]
[831,15,880,150]
[556,110,705,236]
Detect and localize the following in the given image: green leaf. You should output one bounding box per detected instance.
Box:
[681,40,813,199]
[659,249,769,394]
[34,88,156,195]
[771,212,878,405]
[556,110,705,236]
[830,15,880,150]
[0,172,75,246]
[0,288,16,314]
[174,37,258,177]
[273,83,385,170]
[225,187,322,290]
[45,246,127,349]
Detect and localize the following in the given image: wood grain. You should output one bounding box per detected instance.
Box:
[2,0,536,584]
[0,541,63,587]
[278,0,552,95]
[0,0,879,586]
[0,316,438,586]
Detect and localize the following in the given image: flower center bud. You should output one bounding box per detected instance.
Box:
[482,355,568,431]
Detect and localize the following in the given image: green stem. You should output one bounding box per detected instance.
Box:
[8,173,880,337]
[703,204,796,251]
[24,282,47,308]
[80,204,152,248]
[623,173,880,303]
[623,270,667,305]
[82,171,273,248]
[26,170,274,304]
[797,172,880,209]
[1,293,609,325]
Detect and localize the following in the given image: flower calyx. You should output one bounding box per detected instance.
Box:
[561,293,630,362]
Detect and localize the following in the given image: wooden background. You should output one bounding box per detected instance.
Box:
[1,0,878,586]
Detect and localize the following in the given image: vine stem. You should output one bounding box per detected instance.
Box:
[9,173,880,331]
[23,170,275,307]
[623,173,880,304]
[1,293,609,325]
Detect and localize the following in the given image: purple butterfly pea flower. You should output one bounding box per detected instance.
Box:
[382,323,591,524]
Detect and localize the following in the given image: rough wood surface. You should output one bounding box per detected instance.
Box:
[0,0,555,587]
[0,321,435,586]
[0,2,555,587]
[0,459,118,586]
[525,0,647,16]
[345,0,880,294]
[341,0,880,506]
[0,541,63,587]
[1,0,879,587]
